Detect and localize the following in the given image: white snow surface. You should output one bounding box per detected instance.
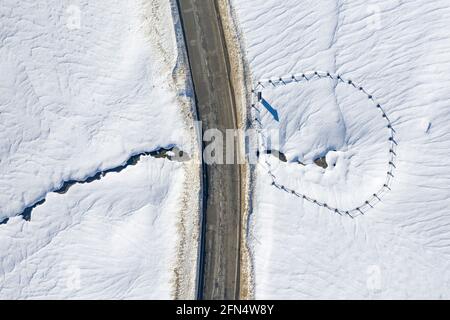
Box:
[0,0,199,298]
[231,0,450,298]
[0,157,184,299]
[0,0,191,220]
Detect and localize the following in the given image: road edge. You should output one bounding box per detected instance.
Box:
[216,0,254,300]
[171,0,206,300]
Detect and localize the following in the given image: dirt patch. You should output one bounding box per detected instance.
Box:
[314,156,328,169]
[264,150,287,162]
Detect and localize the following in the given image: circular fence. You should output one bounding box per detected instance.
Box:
[251,70,397,218]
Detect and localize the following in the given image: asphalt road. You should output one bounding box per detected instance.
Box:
[177,0,242,300]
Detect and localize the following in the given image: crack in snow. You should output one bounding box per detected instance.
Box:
[1,147,188,224]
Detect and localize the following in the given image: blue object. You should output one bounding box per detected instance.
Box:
[261,98,279,122]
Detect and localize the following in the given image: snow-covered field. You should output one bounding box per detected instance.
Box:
[0,157,187,299]
[230,0,450,298]
[0,0,199,298]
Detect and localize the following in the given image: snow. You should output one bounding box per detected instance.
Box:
[0,0,193,220]
[0,0,199,298]
[230,0,450,298]
[255,72,395,214]
[0,157,184,299]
